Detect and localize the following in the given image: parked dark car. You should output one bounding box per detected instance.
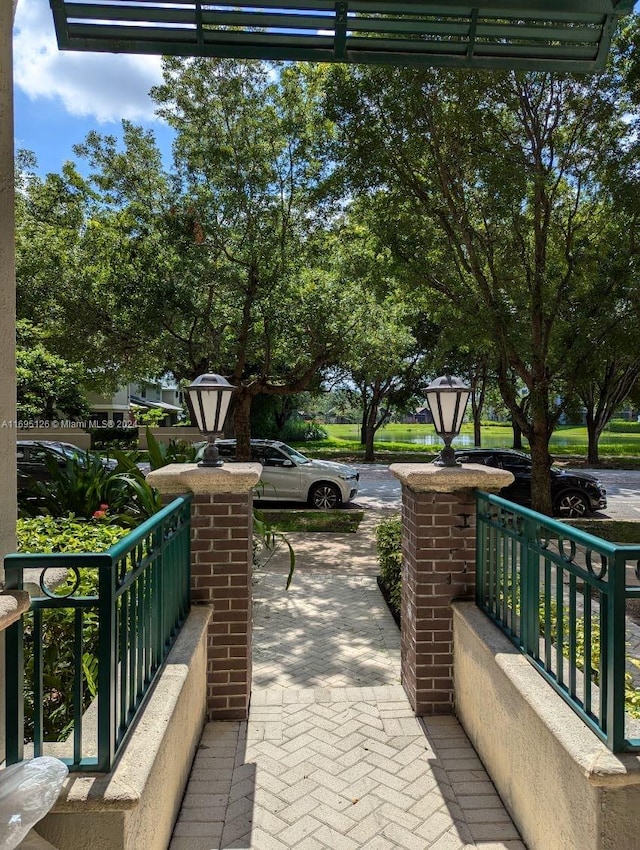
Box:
[435,448,607,518]
[17,440,117,493]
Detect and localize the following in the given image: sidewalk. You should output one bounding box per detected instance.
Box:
[170,512,526,850]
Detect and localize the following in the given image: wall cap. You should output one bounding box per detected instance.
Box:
[147,463,262,495]
[453,601,640,787]
[0,590,30,631]
[389,462,514,494]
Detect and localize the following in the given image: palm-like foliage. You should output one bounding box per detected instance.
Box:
[20,448,161,526]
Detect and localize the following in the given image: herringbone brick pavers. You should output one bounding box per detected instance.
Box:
[171,571,525,849]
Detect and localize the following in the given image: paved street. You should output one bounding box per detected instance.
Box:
[582,469,640,520]
[352,464,640,521]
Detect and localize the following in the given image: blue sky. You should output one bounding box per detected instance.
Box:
[13,0,173,176]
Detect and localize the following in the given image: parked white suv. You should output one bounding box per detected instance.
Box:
[215,439,359,509]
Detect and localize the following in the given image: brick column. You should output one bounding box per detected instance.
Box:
[147,463,261,720]
[390,463,513,716]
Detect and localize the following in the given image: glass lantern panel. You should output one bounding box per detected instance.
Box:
[197,388,233,434]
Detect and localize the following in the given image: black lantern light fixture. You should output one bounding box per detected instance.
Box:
[424,373,471,468]
[185,374,235,468]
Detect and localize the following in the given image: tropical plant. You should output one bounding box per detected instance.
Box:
[20,448,161,526]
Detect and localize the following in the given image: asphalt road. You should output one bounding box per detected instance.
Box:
[352,463,640,520]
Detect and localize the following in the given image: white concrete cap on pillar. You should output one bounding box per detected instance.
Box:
[389,462,514,493]
[146,462,262,495]
[0,591,30,632]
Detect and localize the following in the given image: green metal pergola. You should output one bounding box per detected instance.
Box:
[49,0,635,72]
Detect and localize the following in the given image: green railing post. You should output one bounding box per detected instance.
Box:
[520,516,539,658]
[97,555,117,773]
[475,494,485,608]
[473,491,640,753]
[607,551,627,752]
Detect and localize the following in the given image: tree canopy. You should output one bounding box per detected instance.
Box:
[14,19,640,489]
[323,50,640,511]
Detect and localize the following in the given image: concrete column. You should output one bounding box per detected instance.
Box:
[147,463,261,720]
[0,0,18,764]
[390,463,513,716]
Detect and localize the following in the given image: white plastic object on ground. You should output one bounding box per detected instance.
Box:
[0,758,68,850]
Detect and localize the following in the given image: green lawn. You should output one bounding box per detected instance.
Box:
[292,421,640,467]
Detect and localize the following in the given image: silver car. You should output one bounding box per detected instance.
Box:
[215,439,359,509]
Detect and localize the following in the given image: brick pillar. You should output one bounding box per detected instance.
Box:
[390,463,513,716]
[147,463,261,720]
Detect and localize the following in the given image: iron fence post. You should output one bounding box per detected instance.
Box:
[97,556,117,772]
[607,551,627,752]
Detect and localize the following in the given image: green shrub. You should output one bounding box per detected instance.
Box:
[280,420,328,443]
[17,516,130,553]
[89,426,138,449]
[604,419,640,434]
[376,515,402,618]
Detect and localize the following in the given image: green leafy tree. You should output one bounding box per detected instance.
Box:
[325,59,635,513]
[16,321,89,421]
[343,297,426,460]
[47,62,362,459]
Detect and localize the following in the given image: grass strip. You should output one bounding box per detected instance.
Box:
[258,509,364,533]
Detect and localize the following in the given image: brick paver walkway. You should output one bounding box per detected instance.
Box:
[171,545,526,849]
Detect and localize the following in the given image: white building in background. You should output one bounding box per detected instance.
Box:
[86,378,184,427]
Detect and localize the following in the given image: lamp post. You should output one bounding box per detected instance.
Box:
[424,373,471,467]
[185,373,235,467]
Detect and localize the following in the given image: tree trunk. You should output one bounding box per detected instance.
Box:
[233,390,253,460]
[470,365,487,447]
[585,410,601,465]
[473,416,481,447]
[364,424,375,461]
[586,422,600,465]
[512,420,523,450]
[274,396,294,432]
[363,398,378,462]
[528,381,554,515]
[529,432,553,515]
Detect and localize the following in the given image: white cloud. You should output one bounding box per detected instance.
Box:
[13,0,164,123]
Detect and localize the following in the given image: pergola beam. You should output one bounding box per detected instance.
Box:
[48,0,635,72]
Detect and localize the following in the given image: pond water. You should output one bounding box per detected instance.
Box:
[341,427,589,449]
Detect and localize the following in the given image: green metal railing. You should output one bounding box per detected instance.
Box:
[476,491,640,753]
[4,496,192,772]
